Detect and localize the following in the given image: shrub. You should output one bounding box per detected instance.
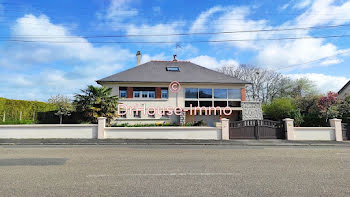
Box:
[302,113,327,127]
[289,109,303,127]
[263,98,295,121]
[36,111,88,124]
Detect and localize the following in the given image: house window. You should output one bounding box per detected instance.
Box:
[214,89,227,99]
[199,101,212,107]
[214,101,227,107]
[119,111,127,118]
[166,67,180,71]
[148,111,155,118]
[228,89,241,99]
[199,89,212,98]
[161,89,168,98]
[134,91,141,98]
[149,91,155,98]
[228,101,241,107]
[119,90,127,98]
[133,111,141,118]
[142,91,148,98]
[185,101,198,107]
[133,90,156,99]
[161,110,170,118]
[185,88,198,98]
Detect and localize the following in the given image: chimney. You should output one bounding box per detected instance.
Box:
[136,51,141,66]
[173,54,177,61]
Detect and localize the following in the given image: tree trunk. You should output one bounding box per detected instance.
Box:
[59,115,63,124]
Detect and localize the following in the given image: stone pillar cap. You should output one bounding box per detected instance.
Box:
[283,118,294,120]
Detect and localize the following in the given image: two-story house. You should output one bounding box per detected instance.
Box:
[97,51,262,126]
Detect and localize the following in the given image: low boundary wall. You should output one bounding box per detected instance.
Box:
[105,127,221,140]
[0,117,227,140]
[0,124,98,139]
[284,118,343,141]
[294,127,335,141]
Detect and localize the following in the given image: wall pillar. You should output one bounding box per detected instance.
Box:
[330,119,343,141]
[179,111,186,125]
[221,118,230,140]
[97,117,106,139]
[283,118,295,140]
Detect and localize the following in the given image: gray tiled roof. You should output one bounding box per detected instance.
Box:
[338,80,350,94]
[97,61,250,84]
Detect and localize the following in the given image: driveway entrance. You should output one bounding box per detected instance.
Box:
[229,120,285,139]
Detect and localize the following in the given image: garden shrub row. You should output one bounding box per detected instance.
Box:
[0,97,58,122]
[36,111,89,124]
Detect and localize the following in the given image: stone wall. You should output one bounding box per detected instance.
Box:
[242,101,263,120]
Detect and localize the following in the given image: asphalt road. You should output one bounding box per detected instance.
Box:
[0,145,349,197]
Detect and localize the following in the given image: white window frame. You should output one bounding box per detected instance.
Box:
[161,89,168,99]
[148,111,155,118]
[119,111,127,118]
[133,111,141,118]
[134,90,156,99]
[185,88,242,108]
[119,90,127,98]
[133,91,141,98]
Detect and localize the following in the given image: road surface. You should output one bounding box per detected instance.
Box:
[0,145,349,196]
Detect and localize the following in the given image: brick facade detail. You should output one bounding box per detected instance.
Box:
[241,88,246,101]
[126,87,133,98]
[155,87,162,99]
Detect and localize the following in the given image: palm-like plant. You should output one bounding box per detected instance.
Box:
[74,85,118,125]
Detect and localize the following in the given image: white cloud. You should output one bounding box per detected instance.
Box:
[104,0,137,22]
[194,6,270,49]
[140,53,167,64]
[320,58,343,65]
[191,1,350,69]
[279,3,291,10]
[189,6,224,33]
[286,73,349,93]
[187,55,239,70]
[296,0,350,26]
[152,6,161,15]
[255,38,340,68]
[126,22,184,43]
[0,14,133,100]
[293,0,313,9]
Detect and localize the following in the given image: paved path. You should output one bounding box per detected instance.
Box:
[0,145,349,196]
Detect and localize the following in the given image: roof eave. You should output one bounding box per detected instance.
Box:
[338,80,350,94]
[96,80,250,84]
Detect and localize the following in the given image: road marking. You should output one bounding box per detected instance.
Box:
[87,172,240,177]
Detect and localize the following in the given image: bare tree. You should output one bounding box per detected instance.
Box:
[218,64,317,103]
[48,94,73,124]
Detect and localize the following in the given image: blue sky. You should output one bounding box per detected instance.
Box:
[0,0,350,101]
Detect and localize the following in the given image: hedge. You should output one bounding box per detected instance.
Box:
[0,97,58,122]
[36,111,89,124]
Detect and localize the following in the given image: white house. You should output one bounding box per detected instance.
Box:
[97,51,262,126]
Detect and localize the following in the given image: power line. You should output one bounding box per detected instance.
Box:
[1,23,349,39]
[3,34,350,44]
